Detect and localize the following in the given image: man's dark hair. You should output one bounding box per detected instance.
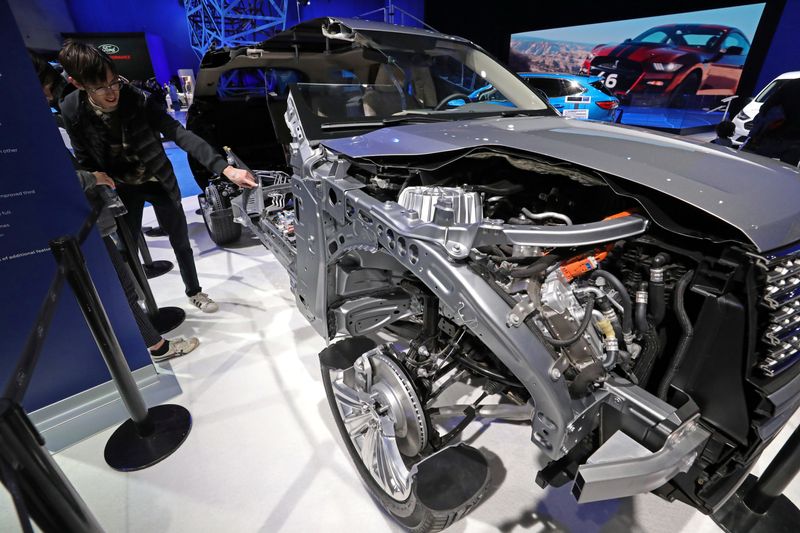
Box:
[716,120,735,139]
[58,40,117,85]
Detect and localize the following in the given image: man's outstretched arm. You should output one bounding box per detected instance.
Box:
[147,100,257,188]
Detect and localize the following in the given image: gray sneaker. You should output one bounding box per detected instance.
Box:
[189,292,219,313]
[152,337,200,362]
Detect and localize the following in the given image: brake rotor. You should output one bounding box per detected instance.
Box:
[365,349,428,456]
[330,347,428,500]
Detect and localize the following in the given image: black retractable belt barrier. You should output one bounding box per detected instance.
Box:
[0,400,104,533]
[138,230,173,279]
[114,217,185,334]
[712,424,800,533]
[50,236,192,471]
[0,208,106,533]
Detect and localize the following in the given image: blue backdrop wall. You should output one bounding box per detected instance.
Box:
[755,0,800,90]
[66,0,197,80]
[1,0,152,412]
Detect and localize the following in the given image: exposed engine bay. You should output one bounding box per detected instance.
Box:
[223,109,800,522]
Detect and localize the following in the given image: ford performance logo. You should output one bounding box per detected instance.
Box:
[99,44,120,54]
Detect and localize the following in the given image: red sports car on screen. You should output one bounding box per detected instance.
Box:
[580,24,750,105]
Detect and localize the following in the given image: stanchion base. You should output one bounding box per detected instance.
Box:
[152,306,186,335]
[712,475,800,533]
[104,404,192,471]
[143,227,168,238]
[143,260,174,279]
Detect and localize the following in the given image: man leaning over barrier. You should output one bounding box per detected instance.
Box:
[58,41,258,313]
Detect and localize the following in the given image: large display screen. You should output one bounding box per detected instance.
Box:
[509,4,766,131]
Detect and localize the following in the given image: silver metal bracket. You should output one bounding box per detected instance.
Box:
[573,416,710,503]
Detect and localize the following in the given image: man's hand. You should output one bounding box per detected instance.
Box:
[223,166,258,189]
[93,171,116,189]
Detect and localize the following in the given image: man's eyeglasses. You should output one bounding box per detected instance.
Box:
[88,78,125,96]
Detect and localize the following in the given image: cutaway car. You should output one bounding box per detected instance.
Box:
[188,17,800,532]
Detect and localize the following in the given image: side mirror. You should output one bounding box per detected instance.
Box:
[724,46,744,55]
[624,38,632,43]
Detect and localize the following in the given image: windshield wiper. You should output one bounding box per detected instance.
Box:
[381,115,451,125]
[320,109,549,131]
[321,115,449,131]
[497,109,552,118]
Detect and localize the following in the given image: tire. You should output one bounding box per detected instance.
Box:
[319,337,488,532]
[201,185,241,245]
[667,72,701,109]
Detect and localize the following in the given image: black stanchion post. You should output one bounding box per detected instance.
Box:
[114,217,185,334]
[745,426,800,512]
[138,230,174,279]
[712,424,800,532]
[49,236,192,471]
[51,236,151,430]
[0,400,104,533]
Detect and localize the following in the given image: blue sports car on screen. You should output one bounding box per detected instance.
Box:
[467,73,620,122]
[519,73,619,121]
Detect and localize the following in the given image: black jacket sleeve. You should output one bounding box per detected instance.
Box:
[144,96,228,176]
[62,119,101,173]
[59,92,103,173]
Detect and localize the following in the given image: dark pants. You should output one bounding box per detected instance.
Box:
[103,236,162,347]
[117,181,202,297]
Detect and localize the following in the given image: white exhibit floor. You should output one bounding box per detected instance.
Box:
[2,196,799,533]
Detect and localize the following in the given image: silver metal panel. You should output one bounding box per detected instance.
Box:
[574,419,711,503]
[29,366,182,453]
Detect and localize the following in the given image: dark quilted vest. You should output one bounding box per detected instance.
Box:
[62,85,181,203]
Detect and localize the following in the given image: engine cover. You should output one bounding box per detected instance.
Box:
[397,186,482,224]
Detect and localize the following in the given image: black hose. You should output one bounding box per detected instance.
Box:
[596,298,625,344]
[488,255,540,264]
[602,349,619,370]
[657,270,695,400]
[649,280,666,326]
[539,295,596,347]
[633,323,661,386]
[507,254,560,278]
[479,245,505,258]
[652,252,670,268]
[649,252,669,326]
[635,282,649,333]
[590,270,633,337]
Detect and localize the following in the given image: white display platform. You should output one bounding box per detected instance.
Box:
[1,196,798,533]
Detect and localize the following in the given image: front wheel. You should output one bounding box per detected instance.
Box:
[201,184,241,245]
[320,337,489,532]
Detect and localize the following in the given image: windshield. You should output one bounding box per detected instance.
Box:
[632,27,724,50]
[289,30,548,127]
[755,79,788,103]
